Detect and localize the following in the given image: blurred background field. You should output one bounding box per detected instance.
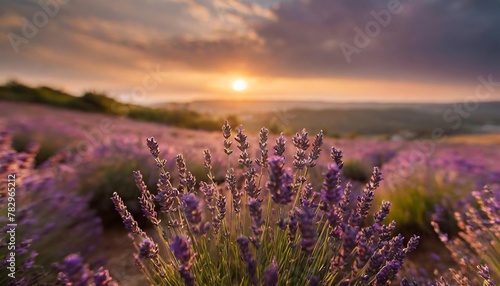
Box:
[1,93,499,283]
[2,0,500,284]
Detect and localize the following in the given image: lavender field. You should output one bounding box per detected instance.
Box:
[1,101,499,285]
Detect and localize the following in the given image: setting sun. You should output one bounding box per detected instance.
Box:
[232,79,248,92]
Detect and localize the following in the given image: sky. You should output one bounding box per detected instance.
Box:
[1,0,500,104]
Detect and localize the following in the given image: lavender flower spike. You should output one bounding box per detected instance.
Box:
[235,125,252,167]
[237,236,258,285]
[171,235,196,286]
[139,237,159,259]
[320,163,342,208]
[477,264,494,286]
[267,156,294,204]
[134,170,160,225]
[227,168,242,213]
[255,127,269,169]
[170,235,194,266]
[146,137,160,158]
[263,258,279,286]
[331,147,344,169]
[274,132,286,156]
[222,120,233,155]
[307,130,324,168]
[111,192,142,234]
[296,204,317,253]
[181,193,202,226]
[94,267,118,286]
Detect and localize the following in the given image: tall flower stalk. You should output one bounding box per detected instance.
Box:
[112,123,419,285]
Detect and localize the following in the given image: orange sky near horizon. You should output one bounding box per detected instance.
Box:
[1,0,500,104]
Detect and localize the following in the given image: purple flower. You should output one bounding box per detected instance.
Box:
[134,170,160,226]
[248,197,264,236]
[146,137,160,158]
[374,201,391,224]
[288,210,298,247]
[320,163,342,209]
[307,130,324,168]
[226,168,242,213]
[222,120,233,155]
[244,168,261,199]
[267,156,295,205]
[179,267,195,286]
[404,235,420,254]
[263,258,279,286]
[292,129,310,170]
[55,253,107,286]
[255,127,269,169]
[273,133,286,156]
[181,193,202,226]
[296,204,317,253]
[236,236,258,285]
[235,125,252,167]
[477,264,494,286]
[94,267,118,286]
[21,251,38,272]
[351,167,383,226]
[176,154,196,193]
[58,253,85,277]
[203,149,212,170]
[170,235,193,266]
[292,129,310,151]
[213,194,227,234]
[375,260,402,285]
[331,147,344,169]
[139,237,159,259]
[200,181,215,212]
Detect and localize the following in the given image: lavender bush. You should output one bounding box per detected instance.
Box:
[0,131,102,285]
[377,143,500,235]
[112,123,420,285]
[430,185,499,285]
[54,253,117,286]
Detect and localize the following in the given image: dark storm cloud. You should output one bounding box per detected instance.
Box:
[154,0,500,82]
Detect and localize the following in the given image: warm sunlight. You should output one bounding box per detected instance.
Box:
[232,79,248,92]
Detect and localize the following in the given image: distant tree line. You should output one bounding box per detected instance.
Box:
[0,81,239,131]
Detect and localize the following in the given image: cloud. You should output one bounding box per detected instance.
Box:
[153,0,500,83]
[1,0,499,101]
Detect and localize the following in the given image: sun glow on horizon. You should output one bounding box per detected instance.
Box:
[232,79,248,92]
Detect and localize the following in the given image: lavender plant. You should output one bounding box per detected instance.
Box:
[54,253,118,286]
[431,185,499,285]
[112,123,420,285]
[0,131,103,286]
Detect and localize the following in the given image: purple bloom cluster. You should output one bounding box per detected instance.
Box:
[263,258,279,286]
[292,129,310,170]
[134,170,160,226]
[237,236,258,285]
[255,127,269,169]
[55,253,117,286]
[181,193,209,235]
[430,185,499,284]
[0,131,103,285]
[267,156,295,205]
[109,123,475,286]
[235,125,252,168]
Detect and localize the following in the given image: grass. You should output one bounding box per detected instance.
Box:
[0,81,238,132]
[11,132,74,167]
[77,155,156,227]
[377,174,467,237]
